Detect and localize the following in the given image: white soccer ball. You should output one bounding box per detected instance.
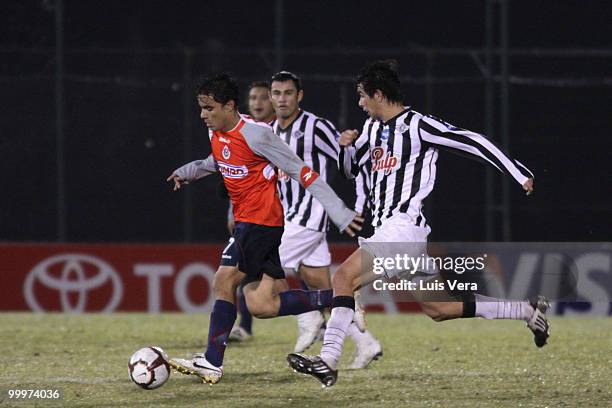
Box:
[128,346,170,390]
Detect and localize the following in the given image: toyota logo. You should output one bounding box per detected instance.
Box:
[24,253,123,313]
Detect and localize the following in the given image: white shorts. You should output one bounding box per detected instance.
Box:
[279,221,331,271]
[358,213,436,279]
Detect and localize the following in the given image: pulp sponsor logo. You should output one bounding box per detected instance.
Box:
[218,162,248,179]
[371,147,399,175]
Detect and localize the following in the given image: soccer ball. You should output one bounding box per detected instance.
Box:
[128,347,170,390]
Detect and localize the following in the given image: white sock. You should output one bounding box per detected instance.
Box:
[475,294,533,321]
[347,323,376,347]
[320,306,354,370]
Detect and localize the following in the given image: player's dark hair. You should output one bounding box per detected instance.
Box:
[197,73,239,108]
[270,71,302,92]
[356,60,403,104]
[248,81,270,92]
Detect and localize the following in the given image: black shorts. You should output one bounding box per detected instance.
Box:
[220,222,285,285]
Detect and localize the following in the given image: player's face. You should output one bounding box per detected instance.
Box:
[198,94,235,131]
[270,80,303,120]
[248,86,274,122]
[357,84,381,120]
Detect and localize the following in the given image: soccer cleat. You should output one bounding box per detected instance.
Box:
[228,326,252,343]
[287,353,338,387]
[527,295,551,347]
[294,310,325,353]
[347,337,383,369]
[352,292,367,332]
[169,353,223,385]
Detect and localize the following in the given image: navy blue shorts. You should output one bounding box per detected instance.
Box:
[220,222,285,285]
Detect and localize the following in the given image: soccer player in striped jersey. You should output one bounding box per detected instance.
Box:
[227,81,277,343]
[269,71,382,368]
[288,60,550,387]
[165,74,363,385]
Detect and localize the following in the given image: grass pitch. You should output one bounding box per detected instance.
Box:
[0,313,610,407]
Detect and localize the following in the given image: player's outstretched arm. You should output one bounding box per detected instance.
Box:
[246,127,363,236]
[166,154,218,191]
[419,115,535,195]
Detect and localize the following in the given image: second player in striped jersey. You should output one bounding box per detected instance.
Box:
[270,71,382,367]
[272,78,338,232]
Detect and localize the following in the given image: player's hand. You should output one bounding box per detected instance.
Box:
[166,173,189,191]
[227,220,235,235]
[344,215,364,237]
[339,129,359,147]
[523,178,534,196]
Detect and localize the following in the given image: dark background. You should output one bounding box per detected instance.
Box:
[1,0,610,243]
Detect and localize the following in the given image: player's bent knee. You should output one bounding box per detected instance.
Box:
[332,266,360,292]
[243,291,278,318]
[331,267,349,287]
[250,309,276,319]
[245,301,276,319]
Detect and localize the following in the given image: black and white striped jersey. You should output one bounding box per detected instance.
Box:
[354,163,371,216]
[272,110,340,231]
[339,107,534,228]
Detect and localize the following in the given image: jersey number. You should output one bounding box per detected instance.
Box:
[223,237,235,254]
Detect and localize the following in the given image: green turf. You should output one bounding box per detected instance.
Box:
[0,313,610,407]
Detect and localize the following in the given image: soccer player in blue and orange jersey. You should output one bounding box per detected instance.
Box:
[166,74,362,385]
[227,80,277,342]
